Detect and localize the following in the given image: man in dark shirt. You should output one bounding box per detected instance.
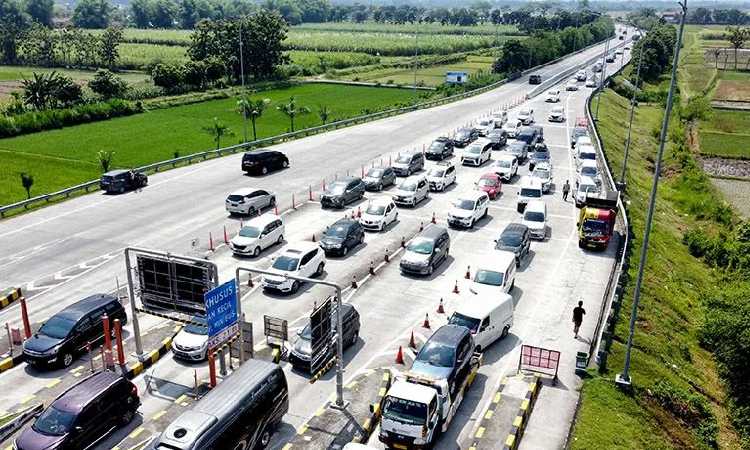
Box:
[573,301,586,338]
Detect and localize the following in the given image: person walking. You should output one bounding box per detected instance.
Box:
[562,180,570,202]
[573,301,586,338]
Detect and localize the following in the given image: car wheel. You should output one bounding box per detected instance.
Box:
[261,166,268,175]
[315,262,325,277]
[291,281,300,293]
[469,219,474,229]
[269,196,276,207]
[257,429,272,449]
[61,352,73,368]
[282,160,289,168]
[406,169,411,176]
[427,264,434,276]
[501,326,510,339]
[248,206,257,217]
[120,408,135,426]
[277,235,284,245]
[350,329,359,346]
[342,246,349,256]
[253,247,261,257]
[510,280,515,291]
[378,183,383,191]
[516,257,521,268]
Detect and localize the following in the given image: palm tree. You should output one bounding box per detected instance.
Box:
[318,105,332,125]
[20,172,34,199]
[236,95,270,142]
[201,117,234,149]
[97,150,115,172]
[276,96,311,133]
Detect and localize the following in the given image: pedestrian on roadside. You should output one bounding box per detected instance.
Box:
[573,301,586,338]
[562,180,571,201]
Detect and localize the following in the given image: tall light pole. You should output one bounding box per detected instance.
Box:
[594,36,611,120]
[239,20,248,143]
[616,1,688,389]
[619,26,646,188]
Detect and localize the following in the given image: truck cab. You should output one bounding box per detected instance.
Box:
[577,193,618,250]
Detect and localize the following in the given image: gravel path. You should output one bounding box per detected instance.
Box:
[712,178,750,218]
[701,157,750,178]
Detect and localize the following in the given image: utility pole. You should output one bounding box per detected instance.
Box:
[239,20,248,143]
[413,32,418,102]
[616,0,688,389]
[595,36,611,120]
[619,26,646,188]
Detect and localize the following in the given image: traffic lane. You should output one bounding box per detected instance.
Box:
[0,37,617,285]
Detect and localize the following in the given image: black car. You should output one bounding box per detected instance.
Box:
[425,137,454,160]
[487,129,507,150]
[495,223,531,267]
[363,167,396,191]
[453,128,479,148]
[319,218,364,256]
[100,170,147,194]
[530,125,544,143]
[16,371,140,450]
[529,147,550,171]
[506,140,529,163]
[241,150,289,175]
[320,177,366,209]
[289,303,360,373]
[529,74,542,84]
[516,126,540,148]
[410,325,474,397]
[23,294,127,369]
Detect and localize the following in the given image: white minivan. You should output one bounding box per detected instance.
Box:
[468,250,517,295]
[517,176,543,212]
[449,294,514,352]
[522,200,547,240]
[230,214,285,257]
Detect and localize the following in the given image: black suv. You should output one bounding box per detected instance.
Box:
[319,219,365,256]
[516,126,540,148]
[495,223,531,267]
[242,151,289,175]
[529,74,542,84]
[289,303,360,373]
[100,170,148,194]
[453,128,479,148]
[16,371,140,450]
[320,177,366,209]
[425,137,454,160]
[23,294,127,368]
[487,129,508,149]
[411,325,474,397]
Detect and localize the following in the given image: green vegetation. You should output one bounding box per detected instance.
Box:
[118,43,188,69]
[351,54,494,87]
[570,88,742,449]
[0,83,419,205]
[294,21,520,36]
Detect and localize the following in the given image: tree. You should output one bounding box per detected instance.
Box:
[73,0,112,28]
[97,150,114,172]
[99,26,122,69]
[0,0,30,64]
[317,105,330,124]
[493,39,530,73]
[25,0,53,26]
[130,0,154,28]
[22,71,82,109]
[236,94,270,141]
[152,0,178,28]
[150,62,184,91]
[88,69,128,98]
[726,26,748,70]
[202,117,233,149]
[276,96,309,132]
[19,22,56,66]
[20,172,33,199]
[179,0,199,28]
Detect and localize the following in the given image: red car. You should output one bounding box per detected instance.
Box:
[476,173,502,199]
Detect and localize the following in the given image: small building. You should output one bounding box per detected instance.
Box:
[445,71,468,85]
[660,11,680,24]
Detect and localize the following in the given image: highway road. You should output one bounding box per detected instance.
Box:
[0,32,632,450]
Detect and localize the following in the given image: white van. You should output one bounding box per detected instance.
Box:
[517,176,543,212]
[230,214,284,257]
[449,294,514,352]
[468,250,517,295]
[573,135,592,149]
[522,200,547,240]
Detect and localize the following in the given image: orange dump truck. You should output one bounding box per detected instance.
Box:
[577,193,618,250]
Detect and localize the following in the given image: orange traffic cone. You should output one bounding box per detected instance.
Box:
[247,276,254,288]
[351,275,358,289]
[409,331,417,349]
[369,261,375,275]
[209,232,214,251]
[312,234,316,242]
[465,266,471,279]
[419,221,424,232]
[223,225,229,244]
[357,207,362,218]
[452,281,459,294]
[384,248,390,262]
[396,346,405,364]
[423,314,431,329]
[431,212,436,224]
[401,237,406,248]
[437,299,445,314]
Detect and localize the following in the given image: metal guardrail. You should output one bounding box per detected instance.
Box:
[0,36,613,219]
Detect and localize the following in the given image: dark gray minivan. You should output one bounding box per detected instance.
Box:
[148,359,288,450]
[399,225,450,276]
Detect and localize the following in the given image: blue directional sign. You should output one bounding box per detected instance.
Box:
[205,280,239,350]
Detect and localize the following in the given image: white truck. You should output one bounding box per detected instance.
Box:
[376,356,481,449]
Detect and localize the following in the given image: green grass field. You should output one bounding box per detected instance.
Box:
[353,54,495,86]
[294,21,520,36]
[0,83,419,205]
[0,65,150,84]
[118,43,188,69]
[570,89,742,449]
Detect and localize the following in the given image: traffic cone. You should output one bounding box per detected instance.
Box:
[209,232,214,251]
[384,248,390,262]
[274,205,279,215]
[396,346,405,364]
[247,276,254,288]
[369,261,375,275]
[437,299,445,314]
[357,207,362,219]
[431,212,436,224]
[309,185,313,201]
[409,331,417,349]
[292,194,296,209]
[312,233,316,242]
[351,275,358,289]
[465,266,471,279]
[452,281,459,294]
[240,219,244,228]
[423,314,431,329]
[419,221,424,232]
[401,237,406,248]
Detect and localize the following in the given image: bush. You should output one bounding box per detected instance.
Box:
[88,70,129,99]
[649,380,718,447]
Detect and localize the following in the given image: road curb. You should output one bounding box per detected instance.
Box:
[0,353,25,375]
[502,375,541,450]
[468,377,508,450]
[124,332,179,380]
[0,288,22,312]
[354,369,391,443]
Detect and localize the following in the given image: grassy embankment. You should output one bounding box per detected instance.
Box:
[570,86,742,449]
[0,83,418,205]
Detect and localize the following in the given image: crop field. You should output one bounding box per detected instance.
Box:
[118,43,188,69]
[714,70,750,102]
[286,50,381,70]
[353,54,496,86]
[0,83,419,204]
[295,21,520,36]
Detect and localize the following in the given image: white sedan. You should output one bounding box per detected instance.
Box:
[359,198,398,231]
[545,89,561,103]
[565,79,579,91]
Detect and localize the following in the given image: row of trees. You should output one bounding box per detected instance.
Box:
[630,22,677,82]
[493,16,613,74]
[688,7,750,25]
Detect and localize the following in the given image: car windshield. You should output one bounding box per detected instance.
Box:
[272,255,299,271]
[519,109,530,115]
[479,120,491,126]
[454,199,476,210]
[33,406,76,436]
[533,151,549,160]
[466,145,482,154]
[383,397,427,426]
[580,152,596,160]
[581,166,597,176]
[580,183,599,193]
[429,142,444,151]
[533,170,550,180]
[366,204,386,215]
[416,340,455,367]
[524,211,545,222]
[573,128,587,138]
[509,142,524,150]
[428,168,445,177]
[552,107,563,114]
[520,188,542,198]
[407,237,433,255]
[326,225,349,238]
[478,178,498,187]
[299,323,312,341]
[39,316,75,339]
[239,226,261,238]
[456,131,470,139]
[547,91,557,96]
[496,160,511,168]
[396,155,411,164]
[185,318,208,335]
[227,194,245,202]
[449,312,480,333]
[366,169,382,178]
[400,181,418,191]
[474,269,504,286]
[328,183,347,194]
[500,232,523,247]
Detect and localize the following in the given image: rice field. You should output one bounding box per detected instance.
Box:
[118,43,188,69]
[353,54,496,87]
[294,21,520,36]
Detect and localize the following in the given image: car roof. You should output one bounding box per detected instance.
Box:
[332,176,359,184]
[487,249,516,268]
[52,371,124,413]
[230,187,263,196]
[331,218,359,228]
[502,222,528,235]
[387,379,436,405]
[244,213,281,228]
[579,175,597,186]
[581,159,598,168]
[480,172,500,180]
[459,190,488,201]
[428,324,469,346]
[57,294,118,321]
[496,153,516,162]
[283,241,319,254]
[455,293,513,319]
[579,145,597,154]
[403,174,427,183]
[470,137,492,146]
[368,196,394,206]
[103,169,128,176]
[577,136,592,143]
[419,224,448,241]
[436,160,455,167]
[525,200,546,213]
[520,176,542,188]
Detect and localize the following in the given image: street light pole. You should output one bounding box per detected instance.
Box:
[239,21,248,143]
[619,27,646,187]
[617,0,688,389]
[595,36,611,120]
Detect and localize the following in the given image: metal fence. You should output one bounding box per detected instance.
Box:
[0,38,610,219]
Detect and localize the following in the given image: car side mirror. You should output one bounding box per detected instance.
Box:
[74,426,83,433]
